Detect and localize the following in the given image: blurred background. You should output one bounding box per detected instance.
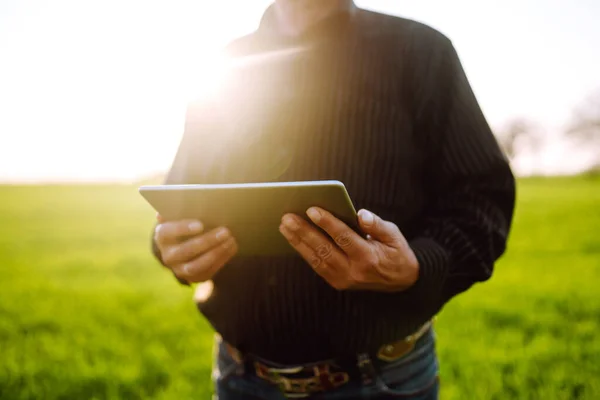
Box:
[0,0,599,399]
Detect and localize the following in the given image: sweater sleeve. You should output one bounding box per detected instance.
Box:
[406,36,516,313]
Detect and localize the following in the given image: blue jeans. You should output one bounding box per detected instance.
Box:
[212,328,439,399]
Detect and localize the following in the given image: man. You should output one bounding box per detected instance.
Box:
[151,0,516,398]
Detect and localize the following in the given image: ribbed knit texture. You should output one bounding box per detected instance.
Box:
[151,6,516,363]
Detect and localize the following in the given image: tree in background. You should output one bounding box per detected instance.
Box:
[566,89,600,173]
[496,118,542,163]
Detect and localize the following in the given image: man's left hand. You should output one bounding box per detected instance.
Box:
[279,207,419,292]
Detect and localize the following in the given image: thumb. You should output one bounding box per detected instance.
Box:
[358,209,400,245]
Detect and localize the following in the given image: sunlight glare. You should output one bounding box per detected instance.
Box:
[180,49,231,105]
[194,280,215,303]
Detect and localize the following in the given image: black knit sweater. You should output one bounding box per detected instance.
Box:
[151,5,516,363]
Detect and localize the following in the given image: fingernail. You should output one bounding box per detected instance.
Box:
[188,221,203,232]
[183,263,191,275]
[216,227,229,241]
[283,215,300,231]
[306,207,321,223]
[279,224,291,239]
[280,224,299,244]
[359,210,374,226]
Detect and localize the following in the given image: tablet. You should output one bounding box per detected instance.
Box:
[139,180,361,256]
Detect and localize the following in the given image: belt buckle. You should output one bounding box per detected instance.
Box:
[255,362,350,397]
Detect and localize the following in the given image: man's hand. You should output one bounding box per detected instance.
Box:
[154,214,239,283]
[279,208,419,292]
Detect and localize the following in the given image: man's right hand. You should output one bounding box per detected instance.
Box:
[154,215,239,283]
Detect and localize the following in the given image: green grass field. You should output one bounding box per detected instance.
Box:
[1,176,599,399]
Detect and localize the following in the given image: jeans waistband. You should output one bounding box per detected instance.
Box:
[220,320,434,397]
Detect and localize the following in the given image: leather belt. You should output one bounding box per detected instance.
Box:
[376,320,433,361]
[224,320,433,398]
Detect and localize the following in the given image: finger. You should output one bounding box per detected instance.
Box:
[281,214,347,266]
[357,209,402,245]
[156,213,165,223]
[176,237,238,282]
[279,224,346,287]
[305,207,369,257]
[154,219,204,246]
[161,226,232,266]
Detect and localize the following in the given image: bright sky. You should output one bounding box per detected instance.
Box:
[1,0,599,182]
